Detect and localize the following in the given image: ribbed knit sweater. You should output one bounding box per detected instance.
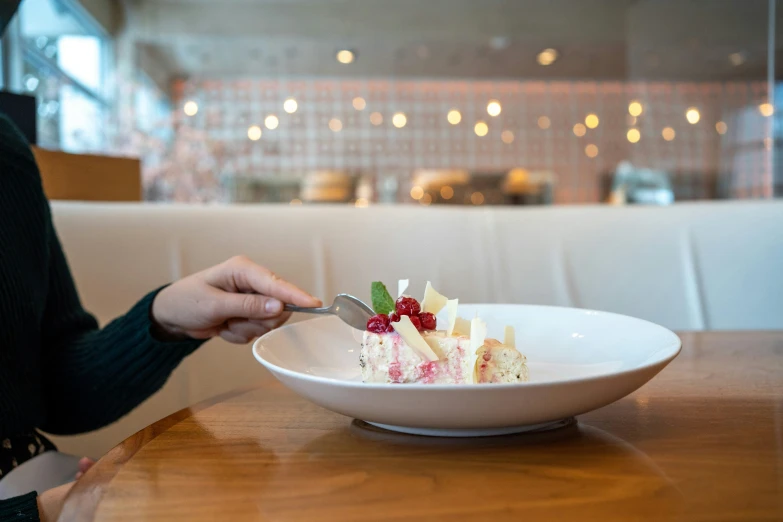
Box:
[0,113,203,520]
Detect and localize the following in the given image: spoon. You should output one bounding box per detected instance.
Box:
[284,294,374,330]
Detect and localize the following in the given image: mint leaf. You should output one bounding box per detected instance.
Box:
[371,281,395,315]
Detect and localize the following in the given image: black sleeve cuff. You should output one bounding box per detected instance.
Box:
[0,492,40,521]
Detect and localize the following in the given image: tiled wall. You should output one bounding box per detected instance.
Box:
[172,78,772,203]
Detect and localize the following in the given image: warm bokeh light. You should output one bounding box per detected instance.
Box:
[764,137,773,150]
[573,123,586,137]
[420,193,432,206]
[501,130,514,144]
[759,103,774,117]
[474,121,489,137]
[370,112,383,125]
[290,199,302,205]
[537,116,551,129]
[336,50,355,64]
[715,121,728,135]
[447,109,462,125]
[440,186,454,200]
[264,114,279,129]
[728,52,746,66]
[627,128,641,143]
[328,118,343,132]
[470,192,485,205]
[352,97,366,110]
[283,97,298,114]
[584,144,598,158]
[537,48,558,66]
[247,125,262,141]
[410,186,424,200]
[662,127,675,141]
[685,108,700,124]
[183,100,198,116]
[392,112,407,128]
[628,101,643,117]
[487,100,502,117]
[355,198,369,208]
[585,114,600,129]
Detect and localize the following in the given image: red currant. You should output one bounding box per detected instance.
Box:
[409,315,423,331]
[419,312,436,330]
[395,296,421,317]
[366,314,390,334]
[389,312,400,323]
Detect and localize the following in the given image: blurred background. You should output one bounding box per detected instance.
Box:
[1,0,782,205]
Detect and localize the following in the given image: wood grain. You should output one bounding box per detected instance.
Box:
[61,332,783,522]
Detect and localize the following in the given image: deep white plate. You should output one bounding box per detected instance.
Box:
[252,304,681,437]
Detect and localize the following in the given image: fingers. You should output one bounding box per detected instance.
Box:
[218,316,291,344]
[211,290,288,321]
[207,256,322,307]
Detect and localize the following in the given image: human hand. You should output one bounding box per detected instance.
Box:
[37,481,73,522]
[151,256,321,344]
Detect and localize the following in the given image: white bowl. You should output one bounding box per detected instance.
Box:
[253,305,681,437]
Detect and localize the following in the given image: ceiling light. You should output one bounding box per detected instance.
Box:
[537,48,558,66]
[336,49,355,64]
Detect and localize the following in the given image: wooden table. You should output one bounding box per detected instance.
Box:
[62,332,783,521]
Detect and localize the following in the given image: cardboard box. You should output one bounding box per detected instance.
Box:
[32,147,142,202]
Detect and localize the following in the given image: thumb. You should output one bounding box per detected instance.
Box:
[213,291,285,321]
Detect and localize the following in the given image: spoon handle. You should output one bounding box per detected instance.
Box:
[284,304,332,314]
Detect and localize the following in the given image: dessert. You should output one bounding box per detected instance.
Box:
[359,281,529,384]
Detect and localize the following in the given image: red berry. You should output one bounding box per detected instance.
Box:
[395,296,421,316]
[389,312,400,323]
[419,312,436,330]
[366,314,390,334]
[409,315,423,331]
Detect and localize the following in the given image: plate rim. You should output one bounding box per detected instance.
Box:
[252,303,682,390]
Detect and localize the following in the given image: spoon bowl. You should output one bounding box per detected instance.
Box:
[284,294,374,330]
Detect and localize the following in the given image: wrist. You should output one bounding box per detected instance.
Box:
[150,288,189,342]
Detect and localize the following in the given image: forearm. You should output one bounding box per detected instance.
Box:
[40,288,204,435]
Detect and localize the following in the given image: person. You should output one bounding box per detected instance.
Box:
[0,83,320,522]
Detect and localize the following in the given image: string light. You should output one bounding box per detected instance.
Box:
[474,121,489,137]
[501,130,514,144]
[470,192,485,205]
[410,186,424,200]
[283,98,298,114]
[352,97,366,110]
[628,101,643,117]
[392,112,407,128]
[685,108,700,124]
[247,125,262,141]
[662,127,675,141]
[573,123,586,137]
[440,186,454,200]
[715,121,728,135]
[370,112,383,125]
[627,128,641,143]
[759,103,774,117]
[537,116,551,129]
[447,109,462,125]
[264,114,279,130]
[183,101,198,116]
[584,144,599,158]
[486,100,502,117]
[329,118,342,132]
[585,114,600,129]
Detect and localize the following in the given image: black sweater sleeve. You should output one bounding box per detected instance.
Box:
[38,222,205,435]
